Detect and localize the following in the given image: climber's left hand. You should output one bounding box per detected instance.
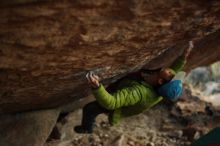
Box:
[86,71,100,89]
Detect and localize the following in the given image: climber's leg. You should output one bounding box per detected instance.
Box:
[74,101,110,133]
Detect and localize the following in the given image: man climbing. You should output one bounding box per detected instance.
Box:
[74,41,194,133]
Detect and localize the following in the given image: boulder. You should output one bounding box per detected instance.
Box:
[0,0,220,113]
[0,109,59,146]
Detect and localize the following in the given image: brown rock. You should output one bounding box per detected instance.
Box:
[0,0,220,113]
[0,109,60,146]
[111,134,126,146]
[147,142,155,146]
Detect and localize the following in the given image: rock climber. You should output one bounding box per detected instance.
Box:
[74,41,194,133]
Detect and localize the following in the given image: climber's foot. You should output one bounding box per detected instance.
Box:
[74,125,92,134]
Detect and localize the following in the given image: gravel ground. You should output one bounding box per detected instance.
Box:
[45,89,220,146]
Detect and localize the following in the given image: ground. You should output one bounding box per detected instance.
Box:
[45,89,220,146]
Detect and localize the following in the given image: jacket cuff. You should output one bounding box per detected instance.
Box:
[92,84,105,98]
[179,55,187,63]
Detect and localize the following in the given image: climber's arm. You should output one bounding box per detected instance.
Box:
[86,71,142,110]
[92,84,141,110]
[170,41,193,72]
[169,56,186,72]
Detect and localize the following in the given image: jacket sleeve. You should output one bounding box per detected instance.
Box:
[120,95,163,117]
[170,56,187,73]
[92,84,142,110]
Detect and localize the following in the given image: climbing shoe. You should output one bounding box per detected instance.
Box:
[74,125,93,134]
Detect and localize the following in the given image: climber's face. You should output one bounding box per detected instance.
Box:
[158,68,175,85]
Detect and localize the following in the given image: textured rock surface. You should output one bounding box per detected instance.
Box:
[0,109,59,146]
[0,0,220,113]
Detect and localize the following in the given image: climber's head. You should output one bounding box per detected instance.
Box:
[140,68,175,86]
[141,68,184,101]
[157,80,183,101]
[157,68,183,101]
[157,68,175,85]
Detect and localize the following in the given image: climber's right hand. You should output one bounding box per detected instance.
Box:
[86,71,100,89]
[183,41,194,59]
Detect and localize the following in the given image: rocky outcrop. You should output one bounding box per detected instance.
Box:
[0,0,220,113]
[0,109,59,146]
[144,30,220,71]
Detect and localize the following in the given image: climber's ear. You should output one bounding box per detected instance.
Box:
[158,78,164,85]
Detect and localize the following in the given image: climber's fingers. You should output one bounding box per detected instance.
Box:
[86,72,90,81]
[86,71,100,88]
[91,74,100,88]
[86,72,92,83]
[184,41,194,59]
[189,41,194,49]
[92,74,100,81]
[187,41,193,54]
[86,72,94,86]
[89,72,96,82]
[88,71,100,82]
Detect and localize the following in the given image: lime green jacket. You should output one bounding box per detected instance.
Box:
[93,56,186,125]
